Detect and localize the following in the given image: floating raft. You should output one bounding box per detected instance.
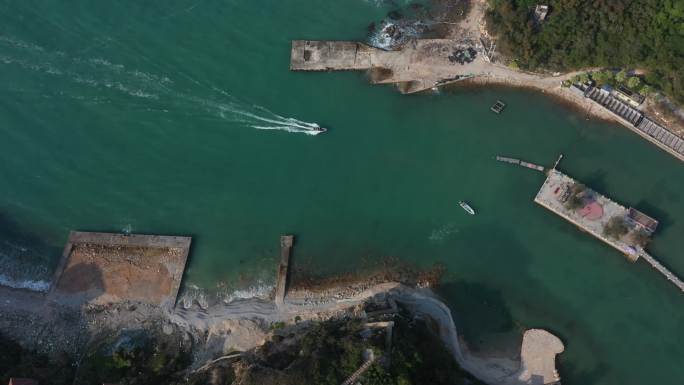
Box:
[491,100,506,114]
[496,155,545,172]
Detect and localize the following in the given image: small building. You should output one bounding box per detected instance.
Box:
[627,208,658,234]
[612,85,645,108]
[534,5,549,22]
[8,379,38,385]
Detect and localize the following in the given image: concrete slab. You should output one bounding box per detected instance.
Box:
[52,231,191,307]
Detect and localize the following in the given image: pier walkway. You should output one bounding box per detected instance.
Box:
[275,235,293,307]
[496,155,545,172]
[639,252,684,292]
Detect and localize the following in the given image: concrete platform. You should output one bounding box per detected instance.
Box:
[290,39,480,93]
[290,41,374,71]
[517,329,564,385]
[534,170,643,261]
[51,231,191,307]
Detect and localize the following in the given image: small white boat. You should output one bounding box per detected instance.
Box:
[459,201,475,215]
[310,126,327,135]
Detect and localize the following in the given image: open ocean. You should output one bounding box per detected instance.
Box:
[0,1,683,383]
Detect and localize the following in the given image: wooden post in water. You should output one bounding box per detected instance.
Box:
[275,235,294,307]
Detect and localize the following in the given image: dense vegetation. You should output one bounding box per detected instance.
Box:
[239,315,484,385]
[0,333,75,385]
[486,0,684,103]
[2,313,481,385]
[74,330,193,385]
[1,330,195,385]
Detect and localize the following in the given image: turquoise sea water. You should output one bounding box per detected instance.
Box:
[1,1,683,383]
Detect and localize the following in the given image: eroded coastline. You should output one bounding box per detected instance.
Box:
[0,232,564,384]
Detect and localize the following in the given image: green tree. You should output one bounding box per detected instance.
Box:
[591,70,614,85]
[485,0,684,103]
[604,216,629,239]
[632,229,651,246]
[627,76,642,89]
[616,70,628,83]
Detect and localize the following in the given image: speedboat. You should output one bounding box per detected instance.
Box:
[459,201,475,215]
[311,126,327,135]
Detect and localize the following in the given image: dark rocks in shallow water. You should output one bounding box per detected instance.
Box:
[388,10,403,20]
[384,24,402,41]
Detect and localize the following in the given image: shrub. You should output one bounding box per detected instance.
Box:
[604,216,629,239]
[627,76,642,89]
[616,70,628,83]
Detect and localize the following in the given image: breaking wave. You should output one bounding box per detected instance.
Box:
[0,274,50,292]
[178,281,275,310]
[0,36,322,135]
[221,281,274,304]
[0,238,53,293]
[368,19,428,50]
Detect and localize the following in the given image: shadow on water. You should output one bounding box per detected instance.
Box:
[582,169,608,194]
[559,360,608,385]
[631,200,673,236]
[0,210,62,281]
[432,223,537,352]
[436,281,514,345]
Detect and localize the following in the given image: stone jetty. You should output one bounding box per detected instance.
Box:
[275,235,293,307]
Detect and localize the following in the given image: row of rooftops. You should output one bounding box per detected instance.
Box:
[571,82,684,158]
[584,86,643,125]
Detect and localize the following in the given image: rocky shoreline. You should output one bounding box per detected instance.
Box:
[1,271,565,385]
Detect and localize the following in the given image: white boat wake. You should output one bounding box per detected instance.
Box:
[0,36,324,136]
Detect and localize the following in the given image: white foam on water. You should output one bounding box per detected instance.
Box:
[0,274,50,292]
[222,281,274,304]
[429,223,458,243]
[1,36,321,135]
[185,93,323,135]
[368,19,428,50]
[252,125,320,135]
[0,36,45,52]
[178,284,209,310]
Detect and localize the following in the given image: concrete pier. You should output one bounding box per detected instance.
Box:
[290,39,479,93]
[535,170,684,293]
[290,41,373,71]
[639,252,684,292]
[535,170,646,261]
[275,235,294,306]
